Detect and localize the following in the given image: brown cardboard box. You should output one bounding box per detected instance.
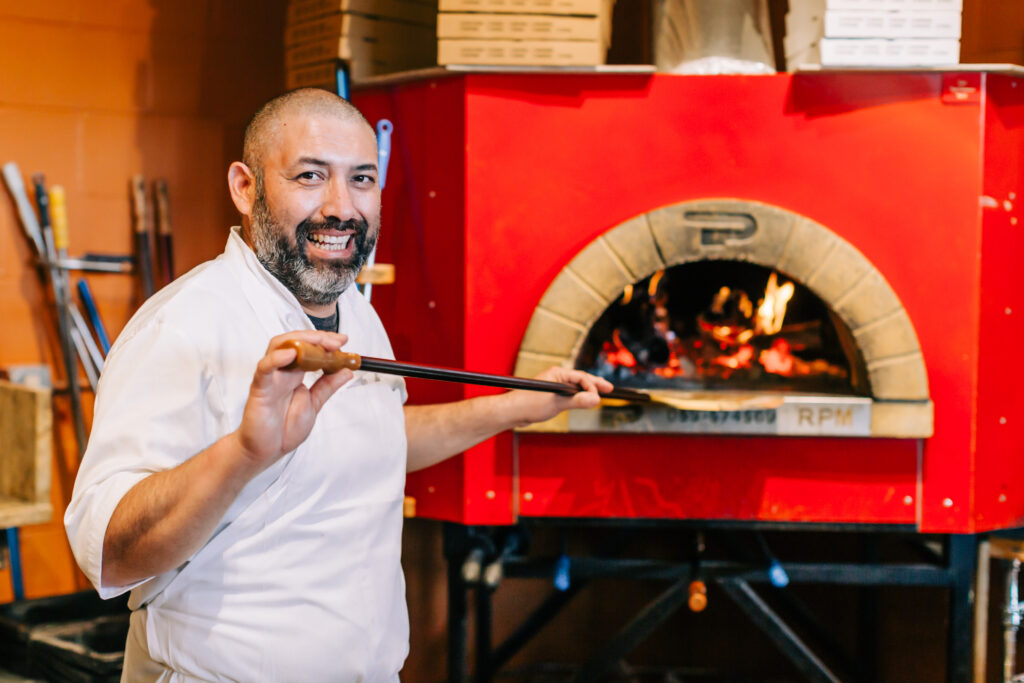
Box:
[437,12,610,45]
[286,12,434,46]
[286,61,341,90]
[437,38,606,64]
[438,0,609,14]
[286,17,435,68]
[287,0,437,27]
[287,30,436,85]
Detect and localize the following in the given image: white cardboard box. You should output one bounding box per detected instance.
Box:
[820,37,960,66]
[824,10,962,38]
[826,0,962,10]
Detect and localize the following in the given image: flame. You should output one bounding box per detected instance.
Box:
[621,283,634,305]
[755,272,794,335]
[648,270,665,298]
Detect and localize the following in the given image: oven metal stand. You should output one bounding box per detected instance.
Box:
[443,524,977,683]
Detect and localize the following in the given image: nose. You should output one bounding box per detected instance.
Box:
[320,177,359,223]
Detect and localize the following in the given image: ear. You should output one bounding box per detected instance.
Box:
[228,162,256,221]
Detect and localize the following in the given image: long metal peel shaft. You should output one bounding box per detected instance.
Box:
[277,339,652,403]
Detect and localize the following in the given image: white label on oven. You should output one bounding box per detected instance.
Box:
[567,396,872,436]
[775,396,872,436]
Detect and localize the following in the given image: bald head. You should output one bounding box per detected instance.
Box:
[242,88,373,180]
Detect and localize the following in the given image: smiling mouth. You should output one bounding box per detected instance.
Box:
[307,233,353,252]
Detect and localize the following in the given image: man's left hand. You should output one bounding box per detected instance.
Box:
[505,367,614,427]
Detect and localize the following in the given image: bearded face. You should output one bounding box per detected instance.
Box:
[248,178,379,306]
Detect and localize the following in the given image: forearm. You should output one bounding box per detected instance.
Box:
[101,432,261,588]
[404,392,532,472]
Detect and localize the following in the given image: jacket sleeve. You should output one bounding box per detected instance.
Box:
[64,316,217,599]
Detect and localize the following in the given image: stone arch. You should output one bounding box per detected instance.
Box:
[514,198,929,402]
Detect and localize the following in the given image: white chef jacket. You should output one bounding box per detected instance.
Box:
[64,228,409,682]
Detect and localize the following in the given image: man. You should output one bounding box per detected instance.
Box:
[65,88,610,681]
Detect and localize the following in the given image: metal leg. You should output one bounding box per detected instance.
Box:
[490,582,586,673]
[445,525,470,683]
[474,585,493,683]
[572,577,691,683]
[946,534,976,683]
[857,535,879,683]
[719,578,842,683]
[975,538,992,683]
[1003,558,1021,683]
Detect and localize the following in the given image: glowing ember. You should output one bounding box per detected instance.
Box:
[714,344,755,371]
[601,329,637,368]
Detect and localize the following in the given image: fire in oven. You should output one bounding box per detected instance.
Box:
[514,198,933,439]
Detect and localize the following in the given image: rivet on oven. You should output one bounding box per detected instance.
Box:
[1012,217,1019,226]
[1000,417,1008,425]
[903,495,913,505]
[1005,200,1014,211]
[428,486,436,494]
[942,498,954,508]
[485,490,496,500]
[1000,494,1008,503]
[523,492,534,501]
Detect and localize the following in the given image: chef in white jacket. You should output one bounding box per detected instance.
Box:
[65,88,610,682]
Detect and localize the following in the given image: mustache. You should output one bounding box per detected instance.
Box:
[296,216,369,243]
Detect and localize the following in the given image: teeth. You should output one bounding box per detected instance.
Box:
[309,234,352,251]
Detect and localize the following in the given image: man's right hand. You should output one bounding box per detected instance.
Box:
[101,329,353,589]
[235,330,353,471]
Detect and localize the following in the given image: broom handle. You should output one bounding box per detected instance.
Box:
[277,340,650,403]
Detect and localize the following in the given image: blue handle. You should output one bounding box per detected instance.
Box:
[376,119,393,190]
[77,279,110,354]
[5,528,24,601]
[768,559,790,588]
[554,553,571,592]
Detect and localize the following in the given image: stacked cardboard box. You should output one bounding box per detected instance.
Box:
[285,0,438,89]
[437,0,614,67]
[820,0,962,67]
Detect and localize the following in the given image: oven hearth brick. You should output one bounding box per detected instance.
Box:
[603,214,664,278]
[520,307,587,360]
[868,353,930,401]
[566,238,634,304]
[853,310,923,365]
[537,268,608,326]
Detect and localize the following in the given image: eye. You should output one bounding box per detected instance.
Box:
[294,170,324,183]
[352,174,377,186]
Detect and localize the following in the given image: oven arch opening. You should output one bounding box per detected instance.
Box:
[514,198,932,437]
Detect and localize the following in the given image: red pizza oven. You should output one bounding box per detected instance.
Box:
[354,69,1024,535]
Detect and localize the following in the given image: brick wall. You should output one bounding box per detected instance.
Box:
[0,0,288,601]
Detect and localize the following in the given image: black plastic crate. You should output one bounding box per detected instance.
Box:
[28,613,129,683]
[0,591,129,677]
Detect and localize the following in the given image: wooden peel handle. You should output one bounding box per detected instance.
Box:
[278,339,361,373]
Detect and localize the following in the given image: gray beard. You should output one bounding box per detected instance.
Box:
[249,193,377,307]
